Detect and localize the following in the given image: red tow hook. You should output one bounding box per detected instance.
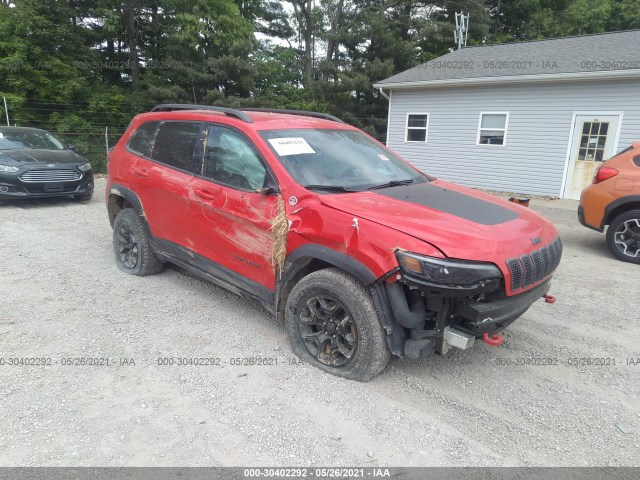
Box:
[482,333,504,347]
[543,294,556,304]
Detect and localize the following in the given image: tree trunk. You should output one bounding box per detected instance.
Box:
[291,0,314,84]
[123,0,140,92]
[326,0,344,68]
[303,0,313,82]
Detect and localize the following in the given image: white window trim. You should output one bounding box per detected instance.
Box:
[405,112,429,143]
[476,112,510,147]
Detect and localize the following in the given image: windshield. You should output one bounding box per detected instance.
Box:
[260,129,429,191]
[0,129,66,150]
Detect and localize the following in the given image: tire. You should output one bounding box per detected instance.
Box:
[285,268,390,381]
[606,209,640,264]
[112,208,163,276]
[73,193,93,201]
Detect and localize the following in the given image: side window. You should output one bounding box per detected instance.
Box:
[405,113,429,143]
[149,122,202,172]
[127,121,160,157]
[201,126,267,190]
[477,113,509,146]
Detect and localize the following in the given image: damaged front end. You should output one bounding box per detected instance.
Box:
[372,251,557,359]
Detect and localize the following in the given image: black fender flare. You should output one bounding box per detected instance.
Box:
[108,184,144,217]
[283,244,377,286]
[602,195,640,229]
[279,244,406,356]
[107,185,154,241]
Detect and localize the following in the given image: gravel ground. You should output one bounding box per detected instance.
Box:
[0,178,638,467]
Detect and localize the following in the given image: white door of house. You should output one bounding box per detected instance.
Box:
[563,114,621,199]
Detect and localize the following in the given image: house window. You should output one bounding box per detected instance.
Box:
[477,113,509,146]
[405,114,429,143]
[578,121,609,162]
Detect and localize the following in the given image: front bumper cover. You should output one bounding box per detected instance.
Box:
[0,171,94,199]
[453,280,551,335]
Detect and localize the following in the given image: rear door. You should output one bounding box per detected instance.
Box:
[189,124,280,291]
[128,120,204,256]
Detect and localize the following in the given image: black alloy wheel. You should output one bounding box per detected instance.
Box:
[297,295,358,367]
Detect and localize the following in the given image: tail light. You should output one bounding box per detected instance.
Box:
[593,166,618,184]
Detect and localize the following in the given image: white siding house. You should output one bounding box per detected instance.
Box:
[374,30,640,199]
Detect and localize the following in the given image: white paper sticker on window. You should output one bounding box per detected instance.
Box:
[377,154,389,161]
[268,137,315,156]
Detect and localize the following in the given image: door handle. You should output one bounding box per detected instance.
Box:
[194,188,216,201]
[132,166,149,177]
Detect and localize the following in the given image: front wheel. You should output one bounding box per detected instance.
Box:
[112,208,163,275]
[606,210,640,264]
[285,268,390,381]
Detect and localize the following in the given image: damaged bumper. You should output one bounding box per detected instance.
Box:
[372,264,555,360]
[453,280,550,335]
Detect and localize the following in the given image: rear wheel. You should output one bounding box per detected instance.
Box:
[285,268,390,381]
[606,210,640,264]
[112,208,163,275]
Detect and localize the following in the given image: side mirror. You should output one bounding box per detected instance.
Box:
[256,174,278,195]
[67,144,77,151]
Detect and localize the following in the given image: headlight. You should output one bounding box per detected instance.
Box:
[397,251,502,286]
[0,164,19,173]
[77,162,92,172]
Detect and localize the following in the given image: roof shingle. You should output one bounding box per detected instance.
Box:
[375,30,640,87]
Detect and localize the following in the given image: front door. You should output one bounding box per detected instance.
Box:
[564,114,621,199]
[189,124,280,291]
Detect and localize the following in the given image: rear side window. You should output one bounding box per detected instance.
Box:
[634,156,640,167]
[127,121,159,157]
[149,122,202,173]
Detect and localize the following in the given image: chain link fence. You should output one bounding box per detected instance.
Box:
[35,113,389,175]
[46,128,125,174]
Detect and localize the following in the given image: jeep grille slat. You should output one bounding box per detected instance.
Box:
[531,251,543,283]
[506,258,523,290]
[520,255,534,287]
[509,237,562,291]
[540,246,551,276]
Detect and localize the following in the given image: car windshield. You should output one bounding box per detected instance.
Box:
[0,129,66,150]
[260,129,429,191]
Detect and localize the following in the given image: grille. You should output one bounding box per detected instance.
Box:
[25,185,79,194]
[507,237,563,291]
[19,169,81,183]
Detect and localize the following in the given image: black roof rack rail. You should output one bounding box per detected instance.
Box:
[150,104,253,123]
[239,108,344,124]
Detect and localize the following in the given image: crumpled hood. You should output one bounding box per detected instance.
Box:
[318,179,559,262]
[0,149,81,165]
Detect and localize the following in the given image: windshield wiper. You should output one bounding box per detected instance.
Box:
[367,179,415,190]
[303,184,360,193]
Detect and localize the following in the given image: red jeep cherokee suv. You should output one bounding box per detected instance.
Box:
[106,105,562,381]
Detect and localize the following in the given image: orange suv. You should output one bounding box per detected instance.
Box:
[579,141,640,264]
